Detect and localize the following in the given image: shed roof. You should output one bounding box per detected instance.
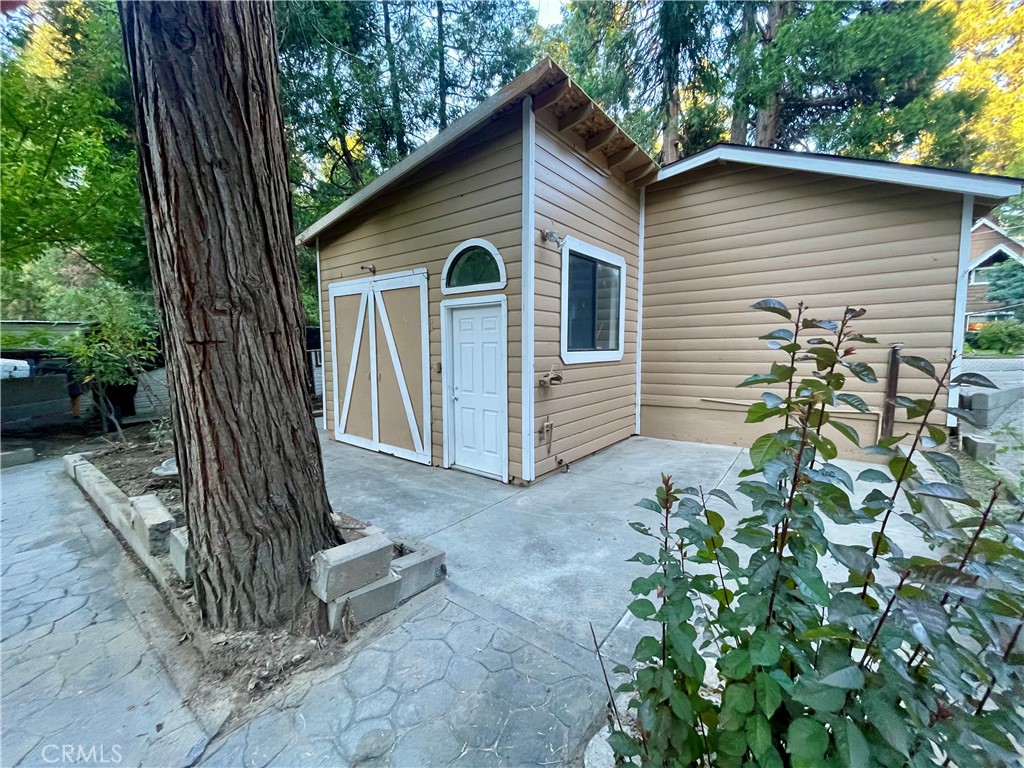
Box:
[296,58,658,246]
[657,143,1023,203]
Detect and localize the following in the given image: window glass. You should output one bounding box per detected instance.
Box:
[446,246,501,288]
[567,252,620,351]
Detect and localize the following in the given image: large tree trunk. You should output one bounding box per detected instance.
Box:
[119,0,343,631]
[729,1,757,145]
[753,0,794,148]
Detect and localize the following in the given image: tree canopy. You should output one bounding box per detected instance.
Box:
[1,0,1021,317]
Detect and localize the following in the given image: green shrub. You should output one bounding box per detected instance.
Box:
[976,320,1024,355]
[608,299,1023,767]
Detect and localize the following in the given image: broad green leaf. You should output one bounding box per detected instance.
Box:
[750,433,787,470]
[709,488,737,509]
[719,648,752,679]
[950,371,998,388]
[749,630,782,666]
[607,730,641,758]
[831,419,860,446]
[792,567,831,605]
[941,406,979,426]
[746,401,783,424]
[913,482,980,507]
[755,670,783,718]
[751,298,791,318]
[734,527,773,549]
[761,391,785,408]
[834,718,870,768]
[857,468,891,484]
[926,423,947,446]
[846,361,877,383]
[900,355,936,380]
[819,666,865,689]
[922,450,960,479]
[862,690,910,757]
[628,598,656,620]
[746,713,772,759]
[787,718,829,766]
[792,680,846,712]
[724,682,755,714]
[632,635,662,662]
[706,509,726,534]
[829,542,874,575]
[837,392,870,412]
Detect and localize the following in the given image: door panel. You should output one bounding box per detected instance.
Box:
[451,303,505,478]
[334,293,372,441]
[330,272,430,464]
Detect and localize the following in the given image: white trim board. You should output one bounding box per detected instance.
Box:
[440,294,510,483]
[520,97,536,482]
[948,194,974,427]
[635,187,645,434]
[655,145,1023,200]
[968,245,1024,278]
[559,235,628,365]
[316,237,326,420]
[440,238,508,296]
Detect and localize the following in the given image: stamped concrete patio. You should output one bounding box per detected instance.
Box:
[1,432,929,767]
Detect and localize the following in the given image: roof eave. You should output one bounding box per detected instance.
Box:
[653,145,1024,201]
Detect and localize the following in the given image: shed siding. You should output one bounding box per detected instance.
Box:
[641,164,963,450]
[532,116,641,477]
[319,116,525,479]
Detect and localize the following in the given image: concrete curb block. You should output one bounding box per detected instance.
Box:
[311,530,447,634]
[1,447,35,468]
[963,385,1023,429]
[169,527,192,583]
[63,453,178,592]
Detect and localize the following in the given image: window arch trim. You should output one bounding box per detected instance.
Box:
[440,238,507,296]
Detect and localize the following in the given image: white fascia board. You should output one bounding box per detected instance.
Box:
[655,145,1023,200]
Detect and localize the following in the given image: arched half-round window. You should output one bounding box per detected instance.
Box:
[441,239,507,296]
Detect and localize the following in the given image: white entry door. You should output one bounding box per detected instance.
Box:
[445,299,507,480]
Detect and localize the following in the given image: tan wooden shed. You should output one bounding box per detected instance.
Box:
[298,58,1022,484]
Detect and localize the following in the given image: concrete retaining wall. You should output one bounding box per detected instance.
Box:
[65,452,446,635]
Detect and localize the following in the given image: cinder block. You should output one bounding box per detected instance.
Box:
[169,527,192,582]
[131,494,176,555]
[310,534,392,603]
[968,385,1023,428]
[1,448,34,468]
[391,541,446,602]
[963,434,997,463]
[62,453,85,478]
[327,572,402,631]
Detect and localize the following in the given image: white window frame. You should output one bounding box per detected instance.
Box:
[440,238,507,296]
[560,235,627,365]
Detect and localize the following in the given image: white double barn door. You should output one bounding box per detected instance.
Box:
[330,271,430,465]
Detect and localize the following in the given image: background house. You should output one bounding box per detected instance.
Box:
[299,59,1023,485]
[966,219,1024,329]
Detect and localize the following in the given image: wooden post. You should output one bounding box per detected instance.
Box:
[880,344,902,439]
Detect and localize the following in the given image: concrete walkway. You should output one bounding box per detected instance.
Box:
[1,460,208,767]
[2,436,926,767]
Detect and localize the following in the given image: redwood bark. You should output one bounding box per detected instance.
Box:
[118,1,342,630]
